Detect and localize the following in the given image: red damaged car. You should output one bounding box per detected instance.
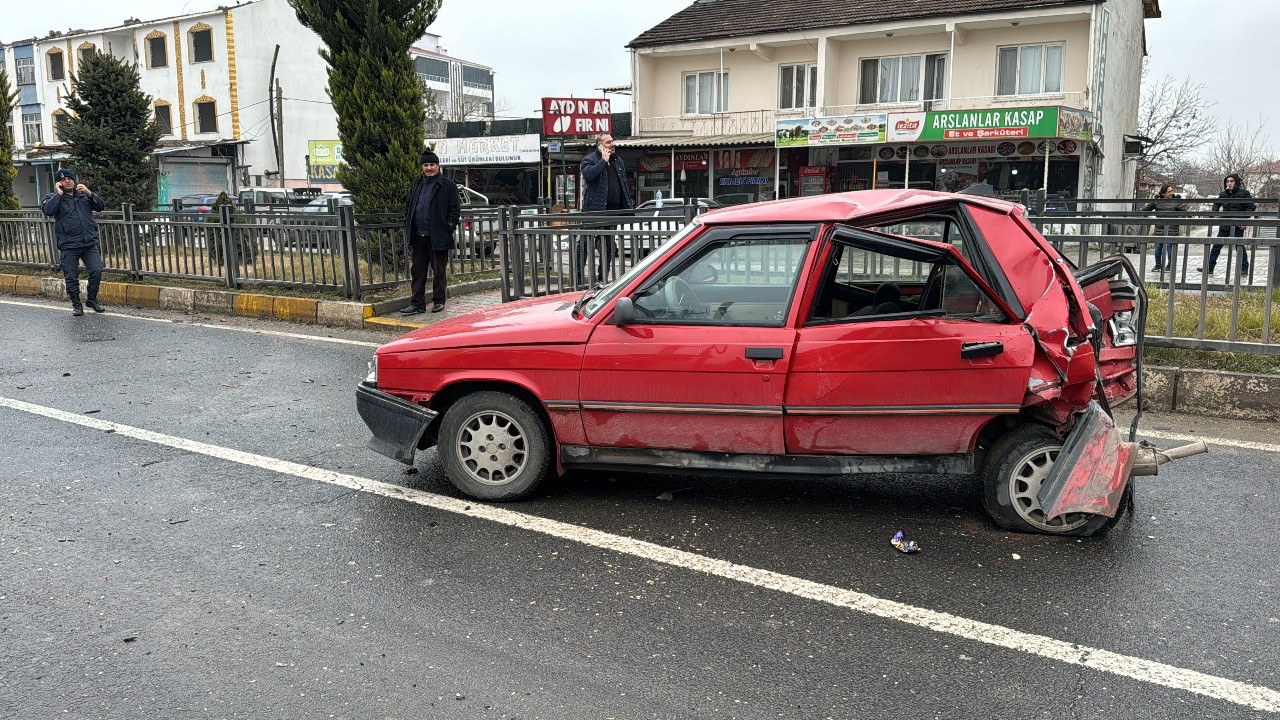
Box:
[357,190,1205,536]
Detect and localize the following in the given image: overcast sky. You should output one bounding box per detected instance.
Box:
[3,0,1273,152]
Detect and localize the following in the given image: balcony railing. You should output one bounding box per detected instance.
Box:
[637,92,1091,138]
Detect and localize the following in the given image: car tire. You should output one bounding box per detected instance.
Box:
[980,424,1120,536]
[438,391,551,501]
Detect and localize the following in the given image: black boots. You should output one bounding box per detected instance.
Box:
[70,296,104,315]
[85,299,106,313]
[72,300,84,316]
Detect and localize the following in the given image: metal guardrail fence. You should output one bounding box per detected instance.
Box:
[0,203,545,300]
[1027,198,1279,356]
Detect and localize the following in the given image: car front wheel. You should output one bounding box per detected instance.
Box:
[981,424,1119,536]
[438,391,550,501]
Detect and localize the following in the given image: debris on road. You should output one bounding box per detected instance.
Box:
[890,530,920,554]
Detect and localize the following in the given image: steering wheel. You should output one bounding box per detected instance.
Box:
[664,276,705,318]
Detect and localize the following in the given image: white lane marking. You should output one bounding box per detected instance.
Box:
[2,394,1278,715]
[1142,429,1280,455]
[0,298,379,348]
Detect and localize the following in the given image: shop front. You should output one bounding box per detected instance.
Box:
[619,134,776,206]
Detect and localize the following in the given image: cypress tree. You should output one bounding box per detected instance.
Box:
[61,52,163,210]
[288,0,437,215]
[0,70,19,211]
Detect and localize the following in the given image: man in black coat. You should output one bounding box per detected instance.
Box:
[1202,173,1255,275]
[41,167,107,316]
[401,150,461,314]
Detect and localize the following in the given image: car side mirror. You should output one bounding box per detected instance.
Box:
[613,297,635,326]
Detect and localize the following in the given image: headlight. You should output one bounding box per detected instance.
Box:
[365,356,378,385]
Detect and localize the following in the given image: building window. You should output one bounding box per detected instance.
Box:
[779,63,818,109]
[683,71,729,115]
[146,34,168,68]
[461,64,492,90]
[15,56,35,85]
[997,44,1063,96]
[154,102,173,135]
[22,112,42,145]
[415,56,448,83]
[78,44,96,63]
[189,26,214,63]
[194,98,217,133]
[47,49,65,82]
[859,54,947,105]
[51,111,68,142]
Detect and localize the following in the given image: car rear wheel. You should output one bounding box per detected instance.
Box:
[439,391,550,501]
[981,424,1118,536]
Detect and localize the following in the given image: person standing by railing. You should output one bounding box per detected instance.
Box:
[41,168,106,316]
[1143,183,1186,272]
[1201,173,1255,275]
[578,133,632,284]
[401,150,461,315]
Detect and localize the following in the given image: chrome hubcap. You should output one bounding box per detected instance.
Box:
[455,409,527,486]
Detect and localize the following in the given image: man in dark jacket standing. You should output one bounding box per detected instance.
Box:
[1202,173,1255,275]
[42,167,107,316]
[577,133,632,284]
[401,150,461,314]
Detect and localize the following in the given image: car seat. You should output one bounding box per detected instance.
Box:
[850,282,902,316]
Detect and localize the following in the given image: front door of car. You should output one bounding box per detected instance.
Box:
[785,227,1034,456]
[580,226,816,454]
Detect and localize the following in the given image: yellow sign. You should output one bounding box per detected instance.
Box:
[308,140,344,182]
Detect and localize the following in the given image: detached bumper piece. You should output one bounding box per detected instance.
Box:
[1038,401,1209,520]
[356,382,438,464]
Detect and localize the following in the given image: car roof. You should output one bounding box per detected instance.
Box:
[697,189,1020,225]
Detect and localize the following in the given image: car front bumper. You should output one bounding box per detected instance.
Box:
[355,381,438,464]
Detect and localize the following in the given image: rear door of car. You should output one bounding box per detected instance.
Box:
[579,225,817,454]
[785,227,1034,456]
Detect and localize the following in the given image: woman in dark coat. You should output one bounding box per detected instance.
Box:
[1142,183,1186,271]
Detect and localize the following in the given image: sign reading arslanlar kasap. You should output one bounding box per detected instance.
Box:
[887,106,1093,143]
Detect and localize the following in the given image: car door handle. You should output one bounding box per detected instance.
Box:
[745,347,784,360]
[961,341,1004,359]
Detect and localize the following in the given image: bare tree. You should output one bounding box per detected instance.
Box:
[1203,118,1273,188]
[1136,74,1217,182]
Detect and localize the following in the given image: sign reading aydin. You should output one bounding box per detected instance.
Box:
[887,107,1093,143]
[425,134,541,165]
[542,97,611,137]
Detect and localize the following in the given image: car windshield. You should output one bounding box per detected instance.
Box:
[581,222,701,318]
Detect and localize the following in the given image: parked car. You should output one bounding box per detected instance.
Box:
[176,193,239,218]
[277,193,351,249]
[633,197,723,215]
[358,190,1208,536]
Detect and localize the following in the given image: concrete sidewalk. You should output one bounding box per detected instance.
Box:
[0,271,507,333]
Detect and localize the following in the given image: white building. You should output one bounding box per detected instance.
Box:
[0,0,494,207]
[624,0,1160,203]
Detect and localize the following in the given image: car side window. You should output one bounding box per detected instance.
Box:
[631,232,810,326]
[809,235,1005,323]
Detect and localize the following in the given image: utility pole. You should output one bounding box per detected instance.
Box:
[276,78,285,189]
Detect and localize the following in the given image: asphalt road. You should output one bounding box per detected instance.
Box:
[1,296,1277,720]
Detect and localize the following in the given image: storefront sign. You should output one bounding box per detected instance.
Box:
[638,151,710,173]
[426,134,541,165]
[874,139,1082,161]
[307,140,343,182]
[541,97,611,137]
[887,106,1094,143]
[775,113,887,147]
[715,148,775,170]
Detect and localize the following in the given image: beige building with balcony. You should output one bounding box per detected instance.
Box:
[625,0,1160,204]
